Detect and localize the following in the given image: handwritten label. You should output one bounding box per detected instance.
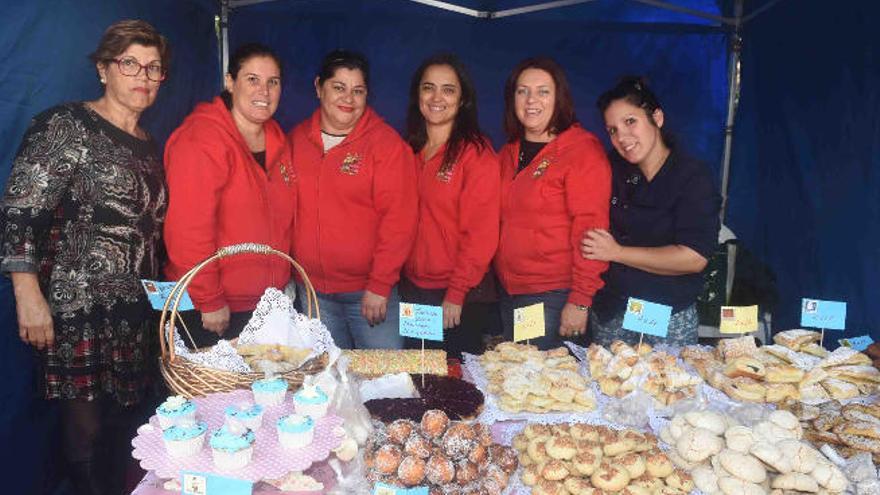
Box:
[513,303,545,342]
[181,472,252,495]
[622,298,671,338]
[801,298,846,330]
[719,305,759,334]
[839,335,874,352]
[374,483,429,495]
[142,280,194,311]
[399,303,443,341]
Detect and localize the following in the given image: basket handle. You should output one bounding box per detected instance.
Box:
[158,243,320,362]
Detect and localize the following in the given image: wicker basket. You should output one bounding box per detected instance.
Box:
[158,243,328,398]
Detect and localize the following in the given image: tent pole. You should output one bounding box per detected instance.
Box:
[220,0,230,82]
[719,0,743,223]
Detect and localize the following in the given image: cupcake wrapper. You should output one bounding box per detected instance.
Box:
[163,432,205,458]
[278,428,315,450]
[212,445,254,470]
[226,413,263,432]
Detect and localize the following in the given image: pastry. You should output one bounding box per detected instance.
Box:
[749,441,793,473]
[717,476,765,495]
[541,459,571,481]
[771,472,819,492]
[764,382,800,402]
[546,435,578,460]
[676,427,723,462]
[768,409,801,432]
[724,357,767,380]
[776,439,818,473]
[723,377,766,402]
[665,469,695,491]
[683,410,727,435]
[425,454,455,485]
[617,452,646,478]
[571,450,601,476]
[773,329,821,350]
[691,465,720,494]
[717,336,759,361]
[724,425,755,453]
[811,461,848,491]
[590,462,630,491]
[764,365,805,383]
[645,451,675,477]
[717,448,767,483]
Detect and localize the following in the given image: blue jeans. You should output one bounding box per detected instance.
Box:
[297,285,404,350]
[500,288,579,350]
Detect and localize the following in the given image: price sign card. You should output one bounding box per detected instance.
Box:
[719,305,759,334]
[839,335,874,351]
[374,483,429,495]
[513,303,545,342]
[622,298,671,338]
[181,472,252,495]
[142,279,194,311]
[800,298,846,330]
[399,303,443,341]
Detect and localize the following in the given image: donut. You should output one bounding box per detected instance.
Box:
[404,434,432,459]
[387,419,417,445]
[442,423,477,460]
[467,443,487,465]
[483,463,510,490]
[425,453,455,485]
[591,462,631,491]
[420,409,450,439]
[488,444,519,474]
[397,455,426,486]
[457,459,479,484]
[374,444,403,474]
[473,422,494,447]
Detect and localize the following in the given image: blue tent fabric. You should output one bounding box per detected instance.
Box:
[0,1,218,492]
[726,0,880,339]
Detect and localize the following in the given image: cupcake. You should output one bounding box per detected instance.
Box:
[224,403,264,431]
[162,420,207,458]
[293,384,330,418]
[156,395,197,429]
[251,377,288,407]
[209,424,256,470]
[276,413,315,450]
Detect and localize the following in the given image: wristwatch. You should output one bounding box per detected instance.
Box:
[575,304,590,311]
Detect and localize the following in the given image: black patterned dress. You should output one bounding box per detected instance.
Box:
[1,102,167,406]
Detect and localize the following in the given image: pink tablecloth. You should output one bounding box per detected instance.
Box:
[132,462,337,495]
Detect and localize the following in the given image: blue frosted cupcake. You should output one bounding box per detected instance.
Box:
[210,425,256,470]
[293,384,330,418]
[156,395,197,429]
[276,413,315,450]
[251,377,288,407]
[224,403,264,431]
[162,420,207,458]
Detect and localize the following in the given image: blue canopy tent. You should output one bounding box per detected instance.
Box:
[1,0,878,493]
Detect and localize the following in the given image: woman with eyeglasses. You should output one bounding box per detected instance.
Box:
[582,77,720,346]
[0,20,169,495]
[289,50,417,349]
[400,54,500,358]
[495,57,612,350]
[163,43,296,348]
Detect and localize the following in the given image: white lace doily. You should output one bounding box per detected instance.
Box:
[131,389,344,482]
[169,288,340,373]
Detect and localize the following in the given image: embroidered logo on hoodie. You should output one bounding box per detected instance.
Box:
[436,162,456,183]
[340,152,362,175]
[533,157,553,178]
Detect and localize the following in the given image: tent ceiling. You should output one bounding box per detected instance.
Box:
[226,0,785,26]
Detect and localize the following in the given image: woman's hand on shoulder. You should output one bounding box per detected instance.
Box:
[559,303,588,337]
[581,228,622,262]
[201,306,231,335]
[442,300,462,330]
[11,273,54,350]
[361,290,388,326]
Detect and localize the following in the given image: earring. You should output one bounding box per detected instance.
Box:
[100,78,106,84]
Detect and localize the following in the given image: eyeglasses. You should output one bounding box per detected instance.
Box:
[110,57,167,82]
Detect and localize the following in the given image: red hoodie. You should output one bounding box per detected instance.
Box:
[495,125,611,307]
[289,108,417,297]
[163,97,296,312]
[404,140,501,305]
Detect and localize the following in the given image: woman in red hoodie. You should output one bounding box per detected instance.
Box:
[164,43,296,347]
[401,54,501,358]
[289,50,417,349]
[495,57,612,349]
